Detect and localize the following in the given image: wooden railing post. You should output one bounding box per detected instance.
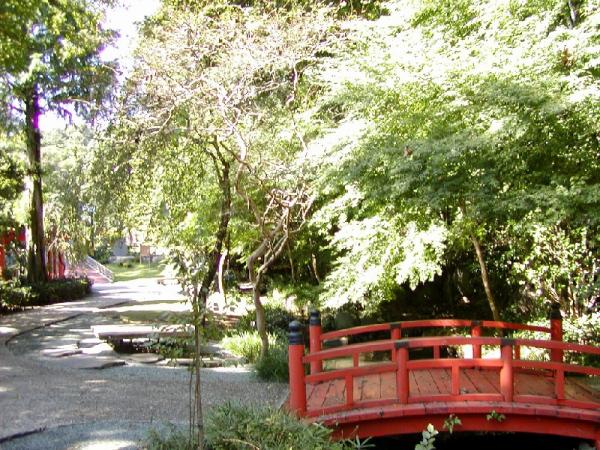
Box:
[471,320,482,359]
[288,320,306,415]
[309,310,322,374]
[391,323,401,362]
[549,303,563,363]
[395,340,409,404]
[500,338,514,402]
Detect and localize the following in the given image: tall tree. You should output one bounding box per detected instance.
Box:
[0,0,115,281]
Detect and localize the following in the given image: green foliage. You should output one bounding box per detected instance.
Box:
[486,410,506,422]
[308,0,600,318]
[205,403,360,450]
[143,424,197,450]
[222,330,289,381]
[106,261,167,282]
[442,414,461,434]
[222,331,265,364]
[236,305,298,334]
[254,335,289,382]
[415,423,438,450]
[0,148,24,228]
[0,277,92,312]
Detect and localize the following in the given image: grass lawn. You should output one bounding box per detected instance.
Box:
[106,260,167,282]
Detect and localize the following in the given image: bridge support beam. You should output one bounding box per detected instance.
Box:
[309,310,322,374]
[288,320,306,415]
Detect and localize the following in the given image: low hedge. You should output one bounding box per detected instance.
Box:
[0,277,92,313]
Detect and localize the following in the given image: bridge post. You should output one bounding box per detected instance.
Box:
[391,323,401,362]
[549,303,563,363]
[288,320,306,415]
[500,338,514,402]
[395,340,409,404]
[471,321,482,359]
[309,310,322,374]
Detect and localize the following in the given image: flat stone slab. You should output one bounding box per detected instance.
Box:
[41,347,83,358]
[92,324,192,340]
[57,355,127,370]
[127,353,164,364]
[78,337,104,348]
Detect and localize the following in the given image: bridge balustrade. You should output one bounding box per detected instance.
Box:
[288,308,600,424]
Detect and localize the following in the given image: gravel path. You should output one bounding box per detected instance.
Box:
[0,280,288,449]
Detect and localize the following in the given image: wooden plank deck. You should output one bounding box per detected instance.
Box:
[307,369,600,411]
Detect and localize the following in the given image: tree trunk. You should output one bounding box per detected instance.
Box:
[471,236,501,321]
[251,271,269,361]
[217,249,227,301]
[193,299,204,450]
[25,86,47,283]
[287,242,296,283]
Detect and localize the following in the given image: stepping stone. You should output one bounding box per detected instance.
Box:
[80,342,116,356]
[201,357,223,368]
[157,358,193,367]
[42,347,83,358]
[78,337,104,348]
[58,355,126,370]
[128,353,164,364]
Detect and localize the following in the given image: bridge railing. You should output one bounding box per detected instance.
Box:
[311,308,560,367]
[288,308,599,417]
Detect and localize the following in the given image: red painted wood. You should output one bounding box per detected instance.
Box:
[309,323,322,374]
[329,412,600,442]
[500,343,514,401]
[551,316,563,363]
[288,343,306,414]
[397,347,408,404]
[471,324,482,358]
[345,374,353,407]
[305,362,396,384]
[295,314,600,442]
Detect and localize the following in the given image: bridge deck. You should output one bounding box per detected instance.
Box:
[307,369,600,412]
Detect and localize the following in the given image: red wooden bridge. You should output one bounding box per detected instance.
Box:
[287,308,600,447]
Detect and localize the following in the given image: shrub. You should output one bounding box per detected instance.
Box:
[222,330,289,381]
[32,277,92,304]
[205,403,361,450]
[142,424,196,450]
[255,338,289,382]
[0,277,92,313]
[236,304,297,334]
[0,280,36,312]
[222,331,264,364]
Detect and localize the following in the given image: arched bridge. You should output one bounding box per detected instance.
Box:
[287,309,600,447]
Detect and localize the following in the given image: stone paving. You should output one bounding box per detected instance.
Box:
[0,279,287,449]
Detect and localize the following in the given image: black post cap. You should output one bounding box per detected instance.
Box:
[289,320,304,345]
[309,309,321,326]
[548,302,562,320]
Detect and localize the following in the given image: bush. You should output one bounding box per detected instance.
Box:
[0,280,36,312]
[32,277,92,304]
[236,304,297,334]
[222,331,264,364]
[222,330,289,381]
[0,277,92,313]
[255,338,289,382]
[142,424,196,450]
[205,403,361,450]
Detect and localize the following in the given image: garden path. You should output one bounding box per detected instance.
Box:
[0,279,286,449]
